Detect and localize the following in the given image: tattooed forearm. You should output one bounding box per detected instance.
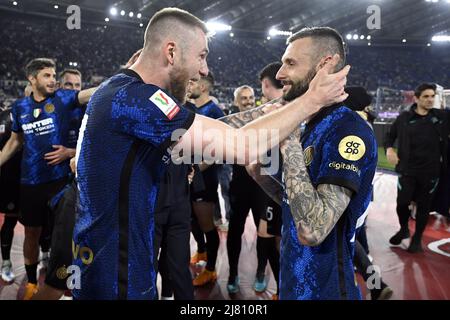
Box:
[282,137,352,246]
[219,98,283,129]
[219,105,267,128]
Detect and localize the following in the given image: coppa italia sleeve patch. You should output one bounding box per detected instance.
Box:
[149,89,180,120]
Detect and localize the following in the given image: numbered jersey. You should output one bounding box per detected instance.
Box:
[280,104,377,300]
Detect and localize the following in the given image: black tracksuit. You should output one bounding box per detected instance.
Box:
[384,105,450,238]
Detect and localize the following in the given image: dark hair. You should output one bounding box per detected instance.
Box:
[344,86,372,111]
[59,68,82,80]
[202,71,215,87]
[25,58,55,77]
[287,27,346,71]
[414,83,436,98]
[144,8,207,49]
[259,62,283,89]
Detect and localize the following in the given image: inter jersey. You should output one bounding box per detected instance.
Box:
[280,105,377,300]
[10,89,81,185]
[73,69,195,300]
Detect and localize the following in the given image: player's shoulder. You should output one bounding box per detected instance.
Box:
[55,88,77,98]
[326,106,377,154]
[330,106,373,134]
[206,100,220,108]
[11,96,30,108]
[112,71,171,101]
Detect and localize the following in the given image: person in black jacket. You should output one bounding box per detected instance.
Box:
[384,83,449,253]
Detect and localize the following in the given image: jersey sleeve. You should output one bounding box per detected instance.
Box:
[57,89,82,109]
[111,84,195,150]
[10,101,21,133]
[210,105,225,119]
[316,116,377,194]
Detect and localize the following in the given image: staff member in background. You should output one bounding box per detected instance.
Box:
[385,83,449,253]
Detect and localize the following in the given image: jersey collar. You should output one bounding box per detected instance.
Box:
[121,69,144,83]
[30,91,54,104]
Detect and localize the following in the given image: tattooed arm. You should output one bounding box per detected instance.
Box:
[246,163,283,205]
[281,130,352,246]
[219,98,283,128]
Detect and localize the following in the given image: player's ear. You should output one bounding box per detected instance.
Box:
[315,55,334,73]
[27,74,36,85]
[165,42,176,65]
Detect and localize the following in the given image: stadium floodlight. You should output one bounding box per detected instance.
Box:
[427,43,431,46]
[54,5,58,9]
[367,35,371,40]
[230,32,234,37]
[353,34,358,40]
[105,17,109,22]
[368,42,371,46]
[120,10,125,16]
[137,13,142,19]
[206,21,232,32]
[110,7,117,16]
[360,35,365,40]
[432,35,450,42]
[129,12,134,18]
[346,34,352,40]
[268,28,292,37]
[402,39,406,43]
[73,62,78,67]
[12,1,18,5]
[139,23,143,28]
[267,36,271,40]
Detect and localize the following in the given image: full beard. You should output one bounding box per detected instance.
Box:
[188,90,201,100]
[169,66,190,105]
[283,68,316,102]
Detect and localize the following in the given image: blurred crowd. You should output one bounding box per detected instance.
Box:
[1,12,449,111]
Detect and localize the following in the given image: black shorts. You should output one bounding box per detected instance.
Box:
[262,199,282,237]
[19,177,67,227]
[191,166,219,203]
[0,184,20,214]
[0,154,21,214]
[45,181,77,291]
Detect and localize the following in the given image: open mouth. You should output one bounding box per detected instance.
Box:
[282,84,292,92]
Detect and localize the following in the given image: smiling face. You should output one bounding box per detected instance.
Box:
[235,87,255,111]
[169,27,209,104]
[276,38,317,102]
